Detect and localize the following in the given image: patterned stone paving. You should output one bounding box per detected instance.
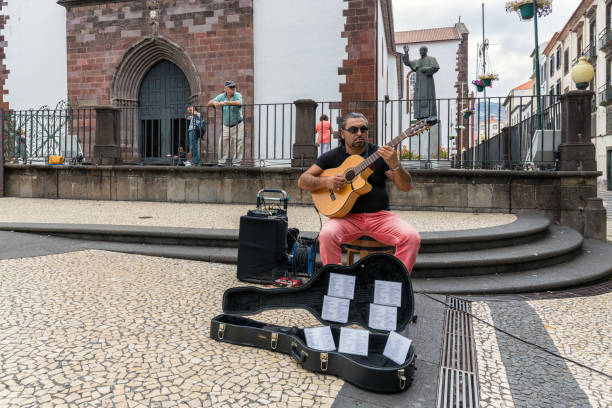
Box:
[0,250,343,408]
[472,294,612,408]
[0,197,517,233]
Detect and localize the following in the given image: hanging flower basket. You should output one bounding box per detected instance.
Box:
[472,79,485,92]
[478,73,499,87]
[505,0,552,21]
[519,2,534,19]
[461,108,474,119]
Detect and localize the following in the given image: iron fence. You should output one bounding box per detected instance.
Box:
[1,95,564,170]
[2,106,95,164]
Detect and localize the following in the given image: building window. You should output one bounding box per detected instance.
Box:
[542,62,546,81]
[564,49,569,74]
[556,47,561,70]
[556,80,561,96]
[577,36,582,57]
[550,55,554,75]
[549,86,555,105]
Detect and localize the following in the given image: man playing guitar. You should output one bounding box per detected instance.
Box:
[297,112,421,274]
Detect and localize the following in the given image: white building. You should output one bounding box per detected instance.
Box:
[542,0,612,190]
[503,79,534,127]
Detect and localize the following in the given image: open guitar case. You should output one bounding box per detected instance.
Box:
[211,253,417,393]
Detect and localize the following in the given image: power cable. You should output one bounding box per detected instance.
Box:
[411,286,612,380]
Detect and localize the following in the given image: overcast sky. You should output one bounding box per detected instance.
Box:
[392,0,580,97]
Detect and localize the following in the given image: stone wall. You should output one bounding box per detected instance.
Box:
[339,0,377,136]
[3,165,605,240]
[60,0,254,107]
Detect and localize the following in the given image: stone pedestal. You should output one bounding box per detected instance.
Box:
[555,90,606,240]
[558,91,596,171]
[583,197,607,241]
[291,99,318,168]
[93,106,122,165]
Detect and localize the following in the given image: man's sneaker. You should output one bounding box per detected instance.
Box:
[184,161,192,167]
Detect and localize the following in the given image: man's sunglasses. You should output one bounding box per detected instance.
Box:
[344,126,369,134]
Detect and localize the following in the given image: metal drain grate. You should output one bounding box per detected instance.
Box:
[436,296,480,408]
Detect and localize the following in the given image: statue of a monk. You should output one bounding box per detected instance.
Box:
[402,45,439,119]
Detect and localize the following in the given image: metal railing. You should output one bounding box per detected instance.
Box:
[583,43,597,61]
[117,103,296,166]
[599,27,612,50]
[458,97,561,170]
[2,95,566,170]
[2,106,95,164]
[598,83,612,105]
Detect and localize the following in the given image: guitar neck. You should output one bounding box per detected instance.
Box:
[352,131,411,175]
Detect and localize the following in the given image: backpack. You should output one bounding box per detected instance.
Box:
[193,117,207,137]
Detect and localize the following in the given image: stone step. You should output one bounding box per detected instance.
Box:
[0,213,551,253]
[412,239,612,294]
[87,238,610,294]
[86,225,582,278]
[412,226,583,278]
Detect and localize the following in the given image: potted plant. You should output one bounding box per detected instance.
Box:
[461,108,474,119]
[479,73,499,87]
[505,0,552,21]
[472,79,485,92]
[401,146,422,160]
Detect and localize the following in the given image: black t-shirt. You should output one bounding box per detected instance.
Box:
[314,143,390,214]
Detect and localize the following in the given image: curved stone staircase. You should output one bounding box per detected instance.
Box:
[0,213,610,294]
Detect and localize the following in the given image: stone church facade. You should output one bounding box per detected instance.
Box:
[59,0,398,108]
[55,0,402,162]
[59,0,254,109]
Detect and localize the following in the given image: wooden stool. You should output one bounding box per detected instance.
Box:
[342,236,395,266]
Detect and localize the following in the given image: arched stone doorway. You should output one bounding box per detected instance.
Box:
[138,60,190,160]
[110,36,202,161]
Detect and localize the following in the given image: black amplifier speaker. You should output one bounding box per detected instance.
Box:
[237,184,293,284]
[237,214,288,284]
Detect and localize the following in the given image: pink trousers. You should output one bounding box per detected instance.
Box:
[318,211,421,274]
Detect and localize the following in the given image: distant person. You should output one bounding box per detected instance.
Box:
[186,106,202,166]
[315,114,333,155]
[174,146,187,166]
[208,80,244,167]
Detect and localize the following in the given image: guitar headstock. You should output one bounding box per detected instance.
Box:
[405,116,437,137]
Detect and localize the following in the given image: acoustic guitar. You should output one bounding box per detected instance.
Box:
[311,117,437,218]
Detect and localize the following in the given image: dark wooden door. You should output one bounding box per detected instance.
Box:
[138,60,190,160]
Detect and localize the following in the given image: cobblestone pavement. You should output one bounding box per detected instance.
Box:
[472,294,612,408]
[0,198,516,232]
[0,250,342,408]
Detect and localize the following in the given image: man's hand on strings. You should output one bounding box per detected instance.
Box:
[325,175,346,191]
[378,145,399,169]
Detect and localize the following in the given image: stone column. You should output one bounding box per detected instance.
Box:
[558,90,596,171]
[291,99,318,168]
[557,90,607,241]
[93,106,122,165]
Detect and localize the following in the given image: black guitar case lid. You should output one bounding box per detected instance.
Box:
[211,253,416,393]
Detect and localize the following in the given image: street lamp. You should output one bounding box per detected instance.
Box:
[571,56,595,90]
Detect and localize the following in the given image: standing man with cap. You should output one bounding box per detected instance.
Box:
[208,80,244,166]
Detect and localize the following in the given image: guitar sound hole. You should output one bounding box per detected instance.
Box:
[344,169,355,182]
